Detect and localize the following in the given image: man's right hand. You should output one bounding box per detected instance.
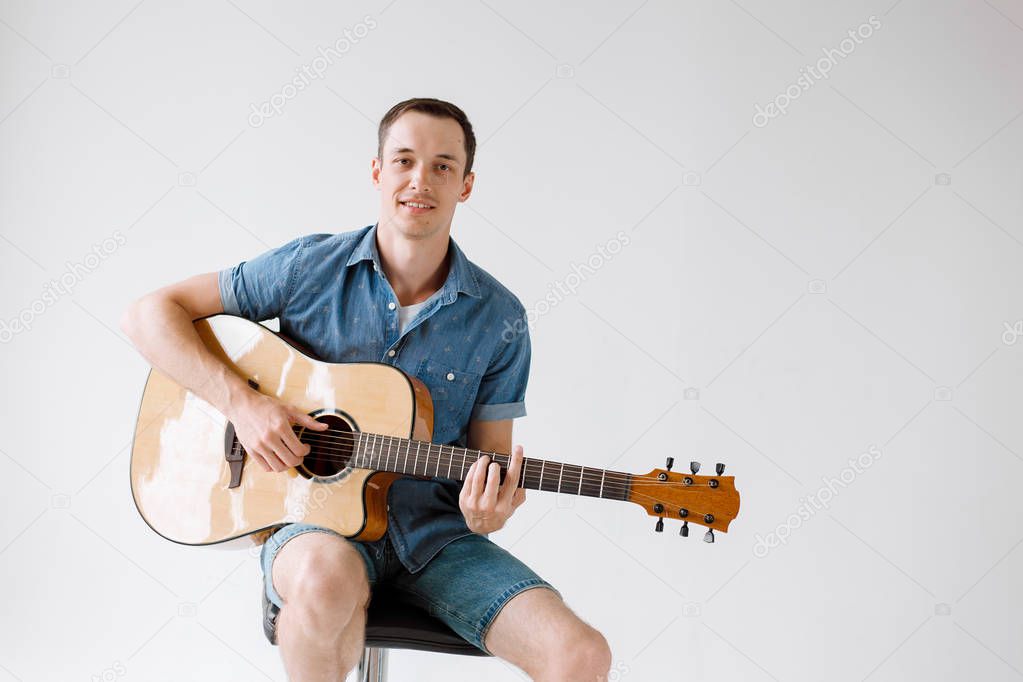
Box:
[229,391,329,473]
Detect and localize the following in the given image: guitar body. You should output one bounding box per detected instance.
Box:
[129,314,435,547]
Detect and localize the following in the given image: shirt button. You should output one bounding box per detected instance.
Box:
[387,301,396,310]
[446,372,455,381]
[387,349,396,357]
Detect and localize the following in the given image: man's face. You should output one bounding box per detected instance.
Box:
[372,111,474,241]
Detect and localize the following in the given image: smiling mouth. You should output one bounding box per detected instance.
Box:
[399,201,435,214]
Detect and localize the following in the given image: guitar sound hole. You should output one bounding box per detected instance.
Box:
[300,413,354,478]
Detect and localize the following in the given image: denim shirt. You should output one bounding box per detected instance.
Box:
[218,223,531,573]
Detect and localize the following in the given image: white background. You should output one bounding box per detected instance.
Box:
[1,1,1022,680]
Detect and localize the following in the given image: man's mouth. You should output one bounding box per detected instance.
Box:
[400,200,434,213]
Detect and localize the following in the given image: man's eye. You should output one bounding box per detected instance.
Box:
[437,164,450,171]
[394,158,408,164]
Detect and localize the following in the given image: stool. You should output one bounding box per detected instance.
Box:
[263,586,491,681]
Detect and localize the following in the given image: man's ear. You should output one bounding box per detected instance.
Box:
[459,171,475,202]
[371,157,381,188]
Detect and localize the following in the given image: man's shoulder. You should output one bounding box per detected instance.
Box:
[460,255,526,318]
[292,225,371,254]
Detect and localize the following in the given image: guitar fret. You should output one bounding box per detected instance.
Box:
[342,433,633,502]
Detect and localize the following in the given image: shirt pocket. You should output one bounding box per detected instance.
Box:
[415,359,483,443]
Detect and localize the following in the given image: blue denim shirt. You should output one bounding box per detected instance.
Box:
[218,223,531,573]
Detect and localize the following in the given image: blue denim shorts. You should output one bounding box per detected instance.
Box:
[260,523,561,654]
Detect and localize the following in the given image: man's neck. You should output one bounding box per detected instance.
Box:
[375,224,451,307]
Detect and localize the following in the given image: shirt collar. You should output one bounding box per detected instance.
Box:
[346,222,482,301]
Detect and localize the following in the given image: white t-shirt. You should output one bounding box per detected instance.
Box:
[398,297,433,335]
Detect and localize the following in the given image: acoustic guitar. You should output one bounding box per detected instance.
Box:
[129,314,741,548]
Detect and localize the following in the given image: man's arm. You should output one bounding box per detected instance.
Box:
[467,417,513,455]
[120,272,325,472]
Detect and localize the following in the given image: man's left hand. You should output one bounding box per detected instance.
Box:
[459,444,527,534]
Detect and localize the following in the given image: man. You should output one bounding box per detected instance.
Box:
[121,97,612,681]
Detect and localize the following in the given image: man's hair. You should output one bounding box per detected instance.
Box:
[377,98,476,177]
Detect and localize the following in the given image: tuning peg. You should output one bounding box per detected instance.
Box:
[679,521,689,537]
[716,462,725,476]
[665,457,674,471]
[690,461,701,474]
[655,517,664,533]
[704,528,715,543]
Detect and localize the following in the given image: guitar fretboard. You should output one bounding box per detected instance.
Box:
[350,432,632,501]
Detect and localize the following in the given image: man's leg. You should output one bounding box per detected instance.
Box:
[483,586,612,682]
[389,533,612,681]
[269,530,373,681]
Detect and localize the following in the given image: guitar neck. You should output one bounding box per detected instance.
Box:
[352,432,633,502]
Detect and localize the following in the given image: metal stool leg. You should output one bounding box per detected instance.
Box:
[357,646,388,682]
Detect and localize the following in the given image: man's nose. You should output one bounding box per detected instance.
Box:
[409,162,431,191]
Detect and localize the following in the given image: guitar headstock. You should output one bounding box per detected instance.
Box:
[628,459,740,542]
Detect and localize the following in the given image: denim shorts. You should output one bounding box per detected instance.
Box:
[259,523,561,654]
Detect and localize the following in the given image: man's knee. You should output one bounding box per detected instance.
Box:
[555,626,613,680]
[273,532,370,618]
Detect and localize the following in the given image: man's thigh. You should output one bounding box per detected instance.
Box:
[482,585,587,666]
[388,532,561,655]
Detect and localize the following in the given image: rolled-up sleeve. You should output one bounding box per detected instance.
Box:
[218,237,305,321]
[470,309,530,421]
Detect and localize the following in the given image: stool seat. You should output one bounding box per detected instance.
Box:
[262,587,490,657]
[364,591,490,656]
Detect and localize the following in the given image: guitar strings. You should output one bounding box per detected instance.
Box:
[233,429,723,492]
[232,434,725,521]
[278,430,720,491]
[284,430,715,488]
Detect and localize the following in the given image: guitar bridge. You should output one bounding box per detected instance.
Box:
[224,422,244,488]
